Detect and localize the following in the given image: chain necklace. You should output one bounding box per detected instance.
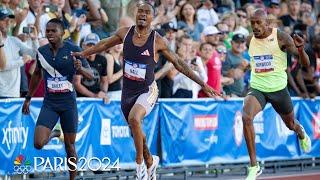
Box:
[134,26,152,38]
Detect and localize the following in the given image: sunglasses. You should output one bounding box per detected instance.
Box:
[217,48,227,54]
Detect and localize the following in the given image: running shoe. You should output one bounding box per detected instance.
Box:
[245,163,262,180]
[147,155,159,180]
[136,161,148,180]
[299,125,311,153]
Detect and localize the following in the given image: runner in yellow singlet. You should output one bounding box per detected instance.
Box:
[243,9,312,180]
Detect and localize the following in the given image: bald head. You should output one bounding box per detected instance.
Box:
[250,9,271,38]
[252,9,268,20]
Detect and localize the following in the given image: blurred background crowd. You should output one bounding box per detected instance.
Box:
[0,0,320,100]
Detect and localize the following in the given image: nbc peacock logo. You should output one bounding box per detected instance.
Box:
[13,154,32,174]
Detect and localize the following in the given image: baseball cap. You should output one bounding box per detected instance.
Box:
[232,33,246,43]
[203,26,220,36]
[0,7,15,20]
[269,0,280,6]
[161,22,178,32]
[83,33,100,45]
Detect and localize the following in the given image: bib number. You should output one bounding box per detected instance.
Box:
[254,55,274,73]
[124,60,147,81]
[47,77,72,93]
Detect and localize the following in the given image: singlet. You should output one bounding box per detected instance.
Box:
[248,28,287,92]
[122,26,157,94]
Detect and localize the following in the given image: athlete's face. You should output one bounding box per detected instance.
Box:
[136,4,153,27]
[46,23,64,45]
[250,16,268,38]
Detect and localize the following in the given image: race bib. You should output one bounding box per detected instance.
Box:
[254,55,274,73]
[47,77,72,93]
[124,60,147,81]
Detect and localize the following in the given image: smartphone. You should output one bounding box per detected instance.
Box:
[23,27,33,34]
[43,4,58,13]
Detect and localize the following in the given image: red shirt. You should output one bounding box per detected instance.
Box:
[198,51,221,97]
[25,60,45,97]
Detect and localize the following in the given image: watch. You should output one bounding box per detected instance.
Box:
[0,44,4,48]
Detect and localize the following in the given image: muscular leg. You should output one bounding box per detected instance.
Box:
[279,111,304,139]
[64,133,77,180]
[142,134,153,168]
[34,125,51,149]
[242,95,263,166]
[128,104,152,166]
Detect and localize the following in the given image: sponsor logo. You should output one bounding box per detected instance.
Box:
[313,113,320,139]
[34,157,120,172]
[13,155,31,174]
[194,115,218,130]
[100,119,131,145]
[234,111,243,146]
[2,121,28,150]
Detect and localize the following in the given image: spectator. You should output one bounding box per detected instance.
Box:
[84,0,109,39]
[235,8,249,36]
[172,35,207,98]
[267,0,281,17]
[25,59,45,97]
[161,22,177,51]
[222,33,248,97]
[279,0,302,30]
[152,0,179,27]
[198,42,222,97]
[177,2,204,41]
[39,0,83,43]
[0,7,38,98]
[74,33,108,101]
[197,0,219,27]
[104,44,123,100]
[216,43,234,87]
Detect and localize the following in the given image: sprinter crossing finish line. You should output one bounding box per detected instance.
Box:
[243,9,312,180]
[72,2,219,180]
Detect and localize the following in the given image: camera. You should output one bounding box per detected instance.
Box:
[22,27,33,34]
[43,4,58,13]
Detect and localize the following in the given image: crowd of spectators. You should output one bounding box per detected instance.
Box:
[0,0,319,99]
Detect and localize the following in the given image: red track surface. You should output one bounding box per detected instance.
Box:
[259,172,320,180]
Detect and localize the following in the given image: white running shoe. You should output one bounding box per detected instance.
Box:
[147,155,160,180]
[136,161,148,180]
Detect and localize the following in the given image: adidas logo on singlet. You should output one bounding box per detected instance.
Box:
[141,49,150,56]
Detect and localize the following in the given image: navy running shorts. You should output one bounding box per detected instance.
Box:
[36,101,78,133]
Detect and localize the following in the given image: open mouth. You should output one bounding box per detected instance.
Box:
[48,37,55,41]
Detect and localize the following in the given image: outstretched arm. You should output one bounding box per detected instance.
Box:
[157,35,220,97]
[72,27,128,57]
[278,30,310,67]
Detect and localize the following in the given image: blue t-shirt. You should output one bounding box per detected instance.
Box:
[177,21,204,41]
[37,41,90,104]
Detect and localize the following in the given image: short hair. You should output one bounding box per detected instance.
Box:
[137,1,155,16]
[46,18,64,31]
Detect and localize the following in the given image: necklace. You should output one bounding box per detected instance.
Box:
[134,27,152,38]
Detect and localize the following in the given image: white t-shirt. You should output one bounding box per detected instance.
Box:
[197,8,219,27]
[0,36,37,97]
[173,57,208,98]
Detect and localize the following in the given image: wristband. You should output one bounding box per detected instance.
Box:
[0,44,4,48]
